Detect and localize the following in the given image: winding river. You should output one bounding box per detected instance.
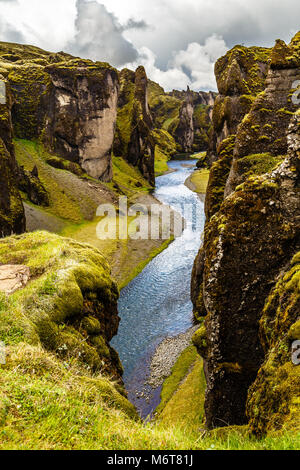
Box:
[111,159,206,417]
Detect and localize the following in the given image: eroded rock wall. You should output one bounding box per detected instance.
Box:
[114,66,155,185]
[174,88,194,153]
[0,43,120,182]
[149,83,216,154]
[192,32,300,433]
[0,76,25,236]
[207,45,270,165]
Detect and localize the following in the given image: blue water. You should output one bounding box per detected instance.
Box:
[111,159,206,415]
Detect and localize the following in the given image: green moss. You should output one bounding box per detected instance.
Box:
[7,65,51,139]
[152,128,177,176]
[156,345,198,415]
[247,252,300,437]
[205,135,236,221]
[190,169,210,194]
[215,45,271,96]
[192,326,207,358]
[148,80,181,135]
[236,153,285,179]
[0,231,120,376]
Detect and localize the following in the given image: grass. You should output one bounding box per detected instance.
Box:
[155,147,170,176]
[156,346,198,414]
[108,155,152,197]
[159,358,206,432]
[13,139,175,289]
[156,345,206,433]
[192,151,207,160]
[186,169,210,194]
[61,218,174,289]
[0,343,299,450]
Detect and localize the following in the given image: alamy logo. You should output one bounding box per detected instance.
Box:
[0,80,6,105]
[292,80,300,105]
[0,341,6,365]
[291,340,300,366]
[95,196,202,241]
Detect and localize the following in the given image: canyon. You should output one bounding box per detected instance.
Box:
[0,32,299,450]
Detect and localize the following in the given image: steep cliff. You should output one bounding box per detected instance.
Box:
[148,82,215,154]
[113,67,155,185]
[192,32,300,433]
[207,45,271,165]
[0,75,25,236]
[0,42,119,182]
[174,88,195,153]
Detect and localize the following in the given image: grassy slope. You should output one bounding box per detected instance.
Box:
[185,169,210,194]
[1,343,298,449]
[2,341,296,449]
[14,139,174,288]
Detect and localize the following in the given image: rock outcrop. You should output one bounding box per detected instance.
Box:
[0,42,119,182]
[114,67,155,186]
[0,231,123,380]
[44,61,119,181]
[207,45,271,165]
[149,82,216,154]
[174,88,194,153]
[192,32,300,433]
[18,165,49,207]
[0,75,25,237]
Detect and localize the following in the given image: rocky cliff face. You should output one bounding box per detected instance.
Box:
[192,32,300,433]
[207,45,270,165]
[174,88,194,153]
[44,61,119,181]
[114,67,155,186]
[0,75,25,236]
[149,82,216,154]
[0,42,119,182]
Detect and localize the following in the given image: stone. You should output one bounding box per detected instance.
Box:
[0,265,30,294]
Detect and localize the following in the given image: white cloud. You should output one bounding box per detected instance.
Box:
[125,35,228,91]
[0,0,299,91]
[67,0,139,66]
[125,47,190,91]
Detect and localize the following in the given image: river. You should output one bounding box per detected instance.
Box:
[111,159,206,418]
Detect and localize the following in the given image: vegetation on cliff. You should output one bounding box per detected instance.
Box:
[192,32,300,439]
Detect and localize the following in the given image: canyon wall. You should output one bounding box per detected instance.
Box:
[114,66,155,186]
[192,32,300,434]
[149,82,216,154]
[207,45,270,165]
[0,42,120,182]
[0,75,25,236]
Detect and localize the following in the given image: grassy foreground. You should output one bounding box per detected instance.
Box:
[1,342,298,450]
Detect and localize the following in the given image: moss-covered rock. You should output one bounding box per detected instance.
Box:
[0,76,25,237]
[225,33,300,194]
[114,67,155,185]
[0,231,122,379]
[247,253,300,437]
[0,41,120,182]
[208,45,271,164]
[18,165,49,206]
[192,108,300,430]
[148,82,216,154]
[205,135,236,221]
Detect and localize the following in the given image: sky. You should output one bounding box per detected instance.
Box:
[0,0,299,91]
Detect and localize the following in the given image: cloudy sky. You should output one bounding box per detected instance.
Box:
[0,0,299,91]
